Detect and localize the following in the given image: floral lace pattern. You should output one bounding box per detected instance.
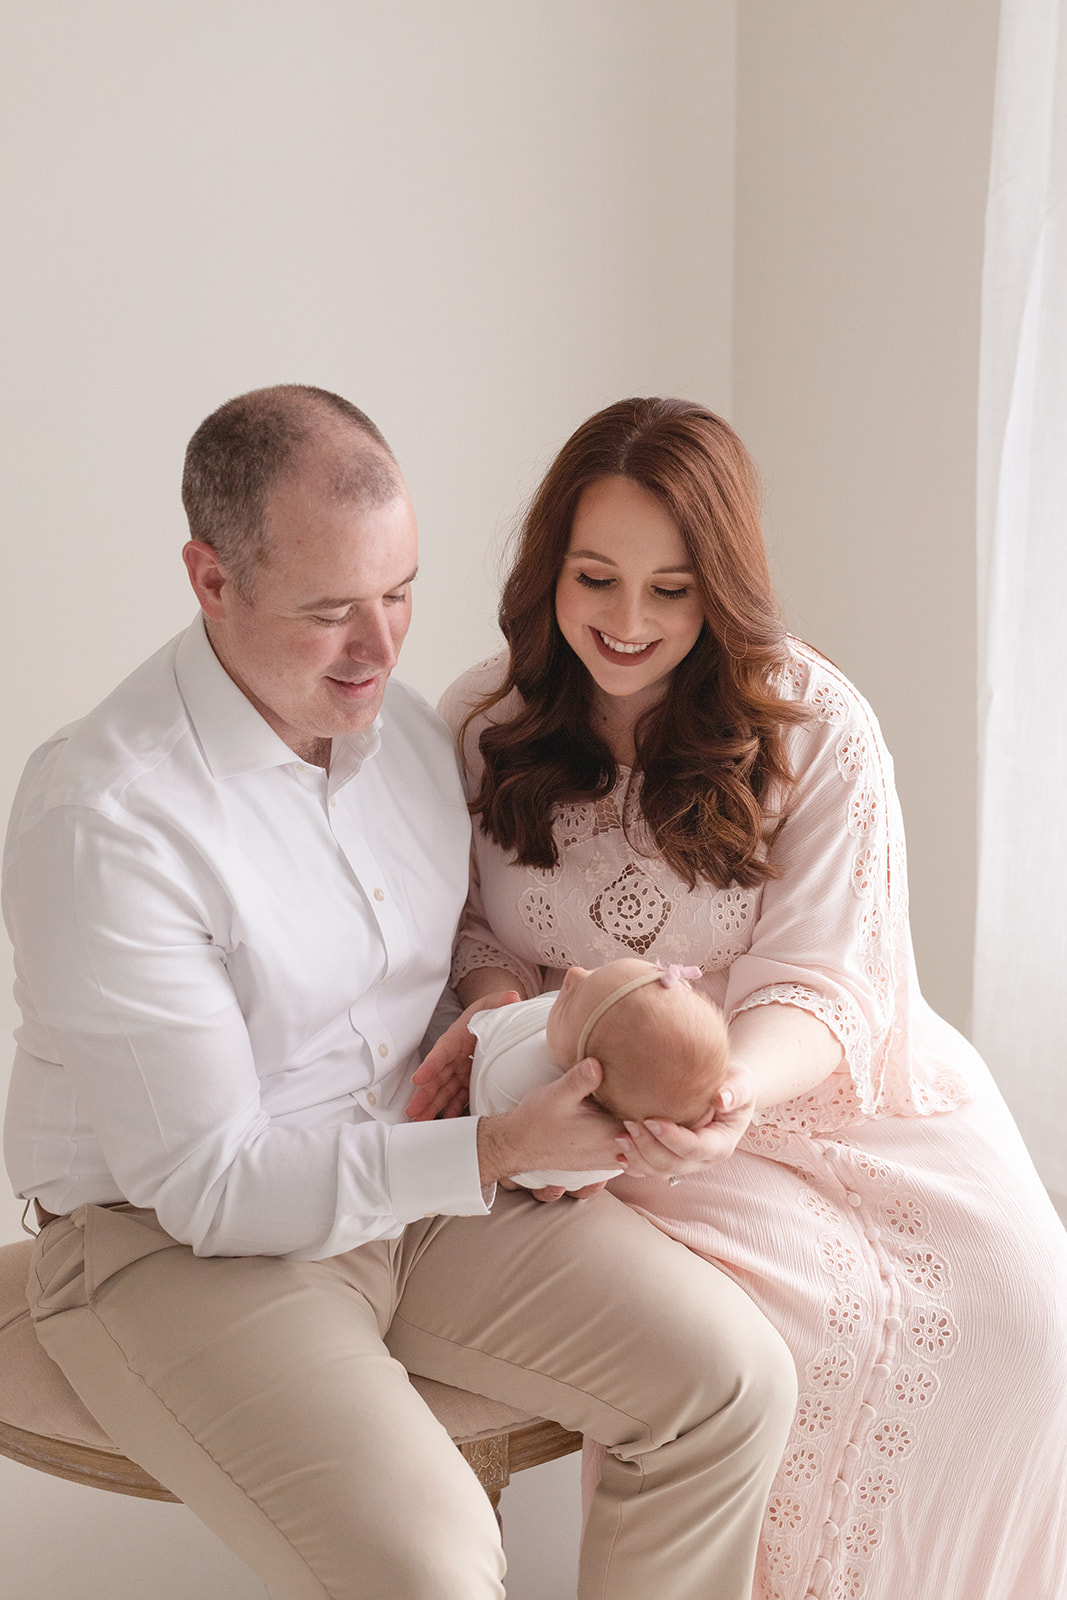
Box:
[451,938,534,994]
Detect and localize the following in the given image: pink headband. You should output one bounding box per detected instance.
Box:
[575,962,702,1062]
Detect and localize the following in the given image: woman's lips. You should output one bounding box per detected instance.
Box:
[591,629,658,664]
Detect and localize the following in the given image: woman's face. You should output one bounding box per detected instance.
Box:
[554,476,705,713]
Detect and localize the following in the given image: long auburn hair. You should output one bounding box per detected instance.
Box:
[464,397,809,889]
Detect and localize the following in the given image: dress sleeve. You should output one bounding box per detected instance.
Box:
[722,651,971,1123]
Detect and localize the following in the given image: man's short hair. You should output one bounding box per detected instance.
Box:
[182,385,402,597]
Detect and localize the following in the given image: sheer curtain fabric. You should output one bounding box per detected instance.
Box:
[975,0,1067,1218]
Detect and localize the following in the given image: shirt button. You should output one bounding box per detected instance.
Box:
[374,888,385,902]
[366,1091,377,1106]
[329,796,337,809]
[378,1043,389,1059]
[847,1191,862,1207]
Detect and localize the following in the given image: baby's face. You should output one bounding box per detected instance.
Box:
[545,959,654,1065]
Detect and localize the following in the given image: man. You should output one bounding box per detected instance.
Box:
[3,385,794,1599]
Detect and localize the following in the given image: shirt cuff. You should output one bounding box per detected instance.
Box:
[386,1114,491,1224]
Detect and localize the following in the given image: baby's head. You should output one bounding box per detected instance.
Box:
[545,958,729,1128]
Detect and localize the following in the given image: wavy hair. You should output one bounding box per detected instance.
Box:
[464,397,809,889]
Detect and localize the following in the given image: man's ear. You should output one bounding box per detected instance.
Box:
[183,541,230,620]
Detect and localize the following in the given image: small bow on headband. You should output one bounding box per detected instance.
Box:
[655,962,703,988]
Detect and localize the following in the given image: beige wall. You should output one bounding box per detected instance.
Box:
[0,3,1001,1596]
[733,0,1000,1032]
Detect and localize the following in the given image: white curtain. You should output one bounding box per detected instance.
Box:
[974,0,1067,1216]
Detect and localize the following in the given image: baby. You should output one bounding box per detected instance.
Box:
[468,957,731,1190]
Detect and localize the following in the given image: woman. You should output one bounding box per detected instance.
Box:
[428,398,1067,1600]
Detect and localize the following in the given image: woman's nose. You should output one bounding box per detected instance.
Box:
[606,587,647,641]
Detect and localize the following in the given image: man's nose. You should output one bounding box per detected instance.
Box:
[345,606,398,670]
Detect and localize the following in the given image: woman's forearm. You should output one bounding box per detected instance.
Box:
[728,1002,844,1112]
[456,966,531,1007]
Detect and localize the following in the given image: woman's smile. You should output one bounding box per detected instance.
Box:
[594,629,659,659]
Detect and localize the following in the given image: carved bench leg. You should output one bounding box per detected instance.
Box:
[459,1433,510,1522]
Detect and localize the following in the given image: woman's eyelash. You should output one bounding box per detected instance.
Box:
[574,573,689,600]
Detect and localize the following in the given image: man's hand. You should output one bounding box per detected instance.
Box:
[611,1063,756,1178]
[476,1058,623,1186]
[502,1177,611,1204]
[406,990,520,1121]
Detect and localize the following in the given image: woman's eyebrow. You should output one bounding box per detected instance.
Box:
[564,548,693,575]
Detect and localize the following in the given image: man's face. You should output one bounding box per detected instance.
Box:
[200,459,418,759]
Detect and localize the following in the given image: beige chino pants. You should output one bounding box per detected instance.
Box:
[27,1189,795,1600]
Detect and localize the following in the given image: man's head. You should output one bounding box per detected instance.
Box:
[545,958,730,1127]
[181,385,417,761]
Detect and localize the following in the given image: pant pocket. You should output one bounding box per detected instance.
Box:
[29,1203,181,1322]
[28,1207,91,1322]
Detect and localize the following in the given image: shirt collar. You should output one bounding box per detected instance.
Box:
[174,614,383,783]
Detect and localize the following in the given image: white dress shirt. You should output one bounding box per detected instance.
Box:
[3,617,487,1259]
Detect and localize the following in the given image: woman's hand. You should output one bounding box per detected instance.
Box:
[405,990,520,1121]
[612,1063,756,1178]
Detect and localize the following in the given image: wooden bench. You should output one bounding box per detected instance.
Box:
[0,1237,580,1513]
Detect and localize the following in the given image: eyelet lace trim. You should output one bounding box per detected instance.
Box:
[450,940,533,995]
[754,1135,959,1598]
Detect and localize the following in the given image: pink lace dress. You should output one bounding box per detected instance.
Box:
[440,646,1067,1600]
